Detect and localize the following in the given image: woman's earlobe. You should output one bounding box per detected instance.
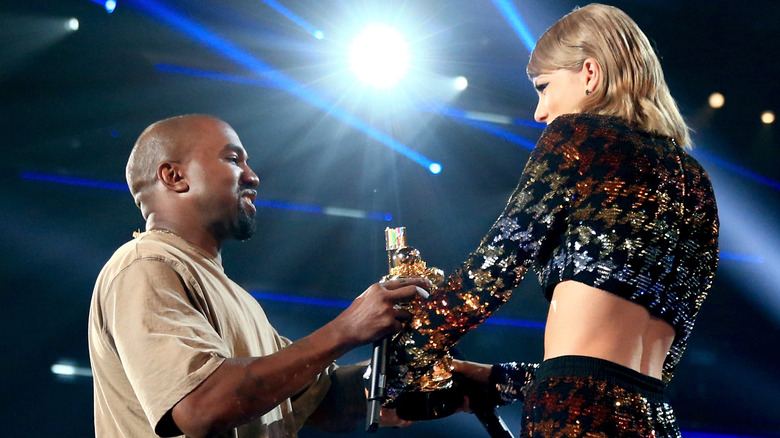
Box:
[583,58,601,90]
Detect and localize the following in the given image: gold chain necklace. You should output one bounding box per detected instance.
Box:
[133,228,179,238]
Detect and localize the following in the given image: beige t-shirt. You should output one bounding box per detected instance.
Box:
[88,231,333,437]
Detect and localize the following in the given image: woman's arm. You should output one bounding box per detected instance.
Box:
[385,119,578,395]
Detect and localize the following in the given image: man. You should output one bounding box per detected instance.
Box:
[88,114,429,437]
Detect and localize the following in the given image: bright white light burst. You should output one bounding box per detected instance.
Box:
[66,18,79,31]
[454,76,469,91]
[349,24,409,88]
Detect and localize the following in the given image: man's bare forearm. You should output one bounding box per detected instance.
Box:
[171,321,351,437]
[170,278,430,437]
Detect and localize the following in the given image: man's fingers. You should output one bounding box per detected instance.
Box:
[393,308,413,323]
[355,278,427,301]
[381,277,432,291]
[383,284,430,302]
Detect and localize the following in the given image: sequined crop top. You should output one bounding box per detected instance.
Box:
[388,113,719,393]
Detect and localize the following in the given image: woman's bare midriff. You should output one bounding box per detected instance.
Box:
[543,280,675,379]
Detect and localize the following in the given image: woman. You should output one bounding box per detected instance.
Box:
[386,4,719,437]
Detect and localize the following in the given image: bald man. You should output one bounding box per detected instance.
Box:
[88,114,428,437]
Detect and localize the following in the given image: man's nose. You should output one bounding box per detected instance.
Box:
[243,166,260,187]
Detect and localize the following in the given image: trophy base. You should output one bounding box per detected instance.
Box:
[394,387,462,421]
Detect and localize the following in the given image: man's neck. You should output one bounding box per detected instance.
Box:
[145,217,223,262]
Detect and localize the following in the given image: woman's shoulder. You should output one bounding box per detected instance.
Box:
[540,113,665,152]
[533,113,679,182]
[544,113,642,136]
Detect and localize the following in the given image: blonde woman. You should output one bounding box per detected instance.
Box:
[387,4,719,437]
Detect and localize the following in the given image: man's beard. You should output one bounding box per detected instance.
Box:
[233,199,256,241]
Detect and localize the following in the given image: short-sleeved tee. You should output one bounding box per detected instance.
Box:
[88,231,333,437]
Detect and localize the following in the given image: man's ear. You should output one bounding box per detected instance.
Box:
[581,58,601,93]
[157,162,189,193]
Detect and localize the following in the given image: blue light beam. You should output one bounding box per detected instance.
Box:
[694,150,780,192]
[20,171,392,221]
[125,0,440,174]
[491,0,537,52]
[255,199,393,221]
[156,63,275,88]
[260,0,324,39]
[436,106,538,150]
[719,252,765,264]
[21,171,128,191]
[251,290,353,308]
[250,290,545,329]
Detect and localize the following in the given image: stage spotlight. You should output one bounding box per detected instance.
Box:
[66,18,79,31]
[761,111,775,125]
[349,24,409,88]
[429,162,442,174]
[51,361,92,378]
[454,76,469,91]
[708,92,725,109]
[87,0,116,13]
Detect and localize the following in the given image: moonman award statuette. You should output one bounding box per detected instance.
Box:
[366,226,460,430]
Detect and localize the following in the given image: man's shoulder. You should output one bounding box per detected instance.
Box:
[108,234,180,267]
[96,234,190,288]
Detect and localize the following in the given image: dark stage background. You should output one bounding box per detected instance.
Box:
[2,0,779,436]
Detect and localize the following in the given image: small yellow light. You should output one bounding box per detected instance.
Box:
[708,92,725,109]
[761,111,775,125]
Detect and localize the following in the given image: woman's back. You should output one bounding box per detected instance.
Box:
[544,280,675,379]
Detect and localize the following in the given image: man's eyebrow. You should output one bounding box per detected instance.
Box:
[221,143,246,156]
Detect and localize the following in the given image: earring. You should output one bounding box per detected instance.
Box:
[585,89,591,95]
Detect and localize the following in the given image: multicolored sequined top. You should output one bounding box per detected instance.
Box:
[388,113,719,394]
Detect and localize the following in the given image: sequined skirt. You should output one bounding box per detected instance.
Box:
[521,356,680,438]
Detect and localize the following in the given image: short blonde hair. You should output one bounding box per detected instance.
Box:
[527,3,691,147]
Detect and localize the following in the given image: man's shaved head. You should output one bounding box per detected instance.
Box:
[126,114,221,215]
